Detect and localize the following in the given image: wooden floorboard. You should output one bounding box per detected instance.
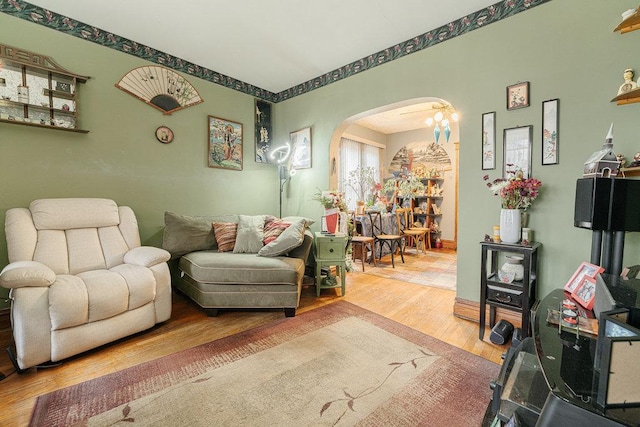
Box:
[0,249,508,426]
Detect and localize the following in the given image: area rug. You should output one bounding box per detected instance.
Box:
[30,301,497,426]
[353,250,457,290]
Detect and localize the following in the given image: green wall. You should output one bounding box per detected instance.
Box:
[275,0,640,302]
[2,0,640,310]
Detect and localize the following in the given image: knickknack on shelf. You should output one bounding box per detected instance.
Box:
[0,43,90,133]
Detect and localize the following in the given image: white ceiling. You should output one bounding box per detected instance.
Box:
[25,0,496,93]
[24,0,493,133]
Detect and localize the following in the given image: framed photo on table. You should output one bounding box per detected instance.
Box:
[503,125,532,178]
[506,81,530,110]
[482,112,496,170]
[564,261,604,293]
[572,276,597,309]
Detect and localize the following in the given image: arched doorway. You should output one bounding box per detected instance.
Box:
[328,97,459,249]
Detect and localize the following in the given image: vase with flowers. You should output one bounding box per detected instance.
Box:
[312,189,349,235]
[483,170,542,244]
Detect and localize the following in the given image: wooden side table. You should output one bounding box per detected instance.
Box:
[314,232,347,296]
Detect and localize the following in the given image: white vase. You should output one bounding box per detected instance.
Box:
[500,208,521,244]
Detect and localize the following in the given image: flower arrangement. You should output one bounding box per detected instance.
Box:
[483,171,542,211]
[312,189,348,212]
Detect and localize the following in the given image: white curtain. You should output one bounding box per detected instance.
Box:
[338,137,381,211]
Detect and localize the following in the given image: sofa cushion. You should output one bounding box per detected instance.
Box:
[179,251,302,285]
[233,215,265,254]
[213,222,237,252]
[282,216,315,228]
[162,212,239,259]
[258,218,306,257]
[263,219,291,245]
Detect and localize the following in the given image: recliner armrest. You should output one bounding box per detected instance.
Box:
[124,246,171,268]
[0,261,56,289]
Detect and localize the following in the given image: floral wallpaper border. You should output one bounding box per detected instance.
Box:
[1,0,551,103]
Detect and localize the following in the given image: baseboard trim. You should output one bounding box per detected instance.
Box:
[453,297,522,329]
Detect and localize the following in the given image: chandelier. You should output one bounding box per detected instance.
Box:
[424,103,459,143]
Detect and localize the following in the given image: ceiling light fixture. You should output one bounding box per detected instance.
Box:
[424,103,459,143]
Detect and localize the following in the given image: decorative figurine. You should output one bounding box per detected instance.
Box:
[617,68,637,96]
[616,153,626,168]
[583,123,620,178]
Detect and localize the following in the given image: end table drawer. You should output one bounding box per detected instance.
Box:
[317,241,345,260]
[487,284,523,308]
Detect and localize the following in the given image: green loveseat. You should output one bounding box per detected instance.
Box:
[162,212,313,317]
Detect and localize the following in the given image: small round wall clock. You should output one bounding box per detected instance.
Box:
[155,126,174,144]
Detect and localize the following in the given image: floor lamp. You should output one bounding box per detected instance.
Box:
[271,143,296,218]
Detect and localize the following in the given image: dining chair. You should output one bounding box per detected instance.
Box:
[395,207,428,254]
[409,208,432,250]
[350,212,376,271]
[367,210,404,268]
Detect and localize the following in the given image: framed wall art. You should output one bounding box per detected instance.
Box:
[155,125,174,144]
[571,275,597,309]
[482,111,496,170]
[503,125,532,178]
[506,81,530,110]
[255,99,272,163]
[542,98,559,165]
[208,115,243,171]
[290,126,312,169]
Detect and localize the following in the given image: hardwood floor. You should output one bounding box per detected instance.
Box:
[0,249,507,426]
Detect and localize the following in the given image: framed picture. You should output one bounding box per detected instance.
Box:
[506,81,530,110]
[482,112,496,170]
[564,261,604,293]
[155,126,174,144]
[207,115,243,171]
[542,98,559,165]
[289,126,312,169]
[572,276,597,309]
[503,125,532,178]
[255,99,272,163]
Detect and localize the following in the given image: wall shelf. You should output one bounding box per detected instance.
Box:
[614,8,640,34]
[610,87,640,105]
[0,43,89,133]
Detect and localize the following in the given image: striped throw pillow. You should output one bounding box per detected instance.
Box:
[212,222,237,252]
[263,219,291,245]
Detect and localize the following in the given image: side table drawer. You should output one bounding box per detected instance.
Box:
[487,284,523,308]
[317,240,345,260]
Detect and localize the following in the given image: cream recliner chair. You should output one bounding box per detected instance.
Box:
[0,198,172,371]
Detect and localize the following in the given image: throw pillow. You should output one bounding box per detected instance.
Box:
[162,212,240,259]
[162,211,217,259]
[258,218,306,257]
[263,219,291,245]
[233,215,266,253]
[212,222,238,252]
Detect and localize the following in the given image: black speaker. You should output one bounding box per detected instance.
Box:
[574,178,640,231]
[490,319,514,345]
[610,179,640,231]
[574,178,613,230]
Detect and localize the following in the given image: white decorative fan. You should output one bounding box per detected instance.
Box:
[115,65,203,115]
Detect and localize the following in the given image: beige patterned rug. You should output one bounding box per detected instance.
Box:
[30,301,496,426]
[352,249,457,290]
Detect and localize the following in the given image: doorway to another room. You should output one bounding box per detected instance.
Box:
[329,98,459,291]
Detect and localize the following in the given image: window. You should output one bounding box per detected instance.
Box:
[338,137,381,211]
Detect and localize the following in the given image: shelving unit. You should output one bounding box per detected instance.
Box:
[407,178,443,246]
[0,43,89,133]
